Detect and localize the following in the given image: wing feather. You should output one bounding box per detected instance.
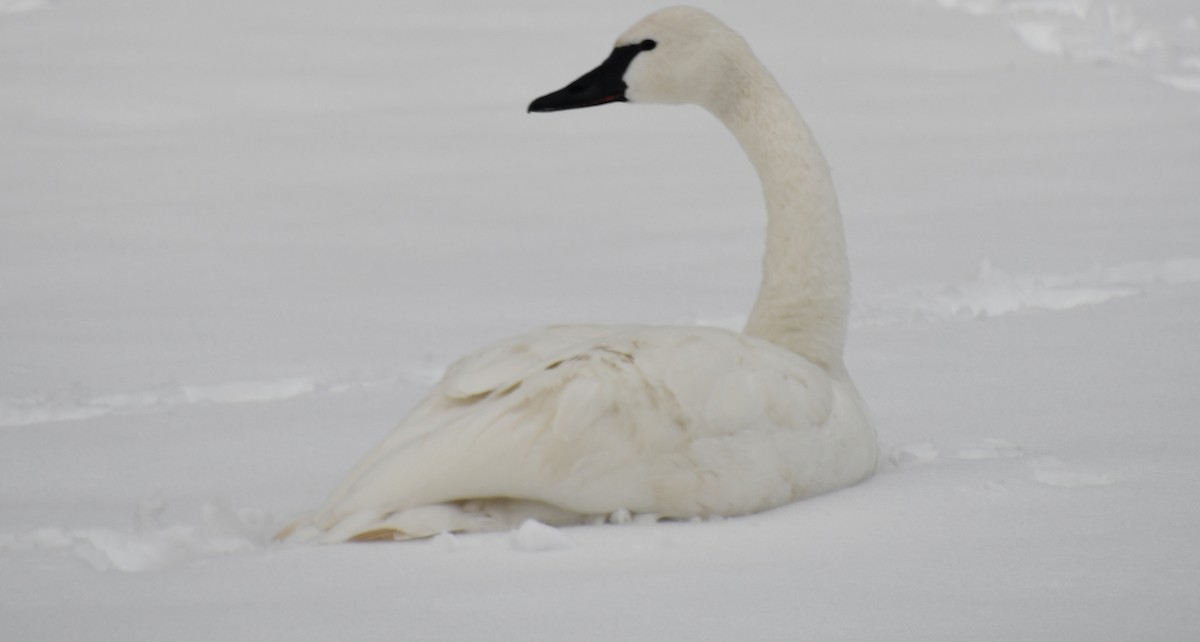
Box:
[307,324,872,537]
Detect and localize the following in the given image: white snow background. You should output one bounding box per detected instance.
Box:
[2,0,1198,639]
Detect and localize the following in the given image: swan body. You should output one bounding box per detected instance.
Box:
[283,6,877,543]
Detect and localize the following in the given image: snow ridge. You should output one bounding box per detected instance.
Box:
[0,0,48,15]
[887,439,1118,488]
[0,374,405,428]
[856,257,1200,326]
[930,0,1200,93]
[0,500,272,573]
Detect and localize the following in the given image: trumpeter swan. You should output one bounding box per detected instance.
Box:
[280,6,877,543]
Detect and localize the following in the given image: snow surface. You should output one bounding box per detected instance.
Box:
[2,0,1198,639]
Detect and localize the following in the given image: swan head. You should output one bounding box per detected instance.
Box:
[528,6,750,113]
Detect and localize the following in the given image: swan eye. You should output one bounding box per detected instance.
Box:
[640,39,657,51]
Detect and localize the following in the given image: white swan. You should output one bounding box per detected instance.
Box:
[281,6,877,543]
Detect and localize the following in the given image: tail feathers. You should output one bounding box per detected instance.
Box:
[277,499,593,544]
[347,528,413,543]
[273,519,303,543]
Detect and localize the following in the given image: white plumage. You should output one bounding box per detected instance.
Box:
[282,6,878,544]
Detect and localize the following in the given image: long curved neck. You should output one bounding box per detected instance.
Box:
[706,58,851,372]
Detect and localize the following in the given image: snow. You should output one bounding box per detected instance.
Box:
[5,500,271,573]
[509,520,574,553]
[2,0,1198,639]
[934,0,1200,87]
[859,257,1200,322]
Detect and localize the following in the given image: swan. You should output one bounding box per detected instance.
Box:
[279,6,877,543]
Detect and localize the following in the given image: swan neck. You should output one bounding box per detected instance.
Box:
[709,61,850,371]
